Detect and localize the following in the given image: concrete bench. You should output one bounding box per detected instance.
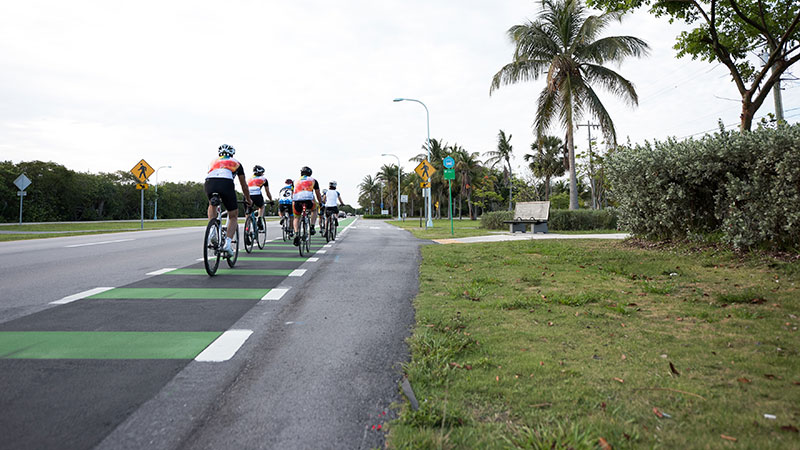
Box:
[503,201,550,233]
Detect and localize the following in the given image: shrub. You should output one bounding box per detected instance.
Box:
[548,209,618,231]
[363,214,391,219]
[607,124,800,250]
[480,210,513,229]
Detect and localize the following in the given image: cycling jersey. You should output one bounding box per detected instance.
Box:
[247,175,268,195]
[324,190,341,207]
[278,185,294,205]
[207,156,244,180]
[292,176,319,201]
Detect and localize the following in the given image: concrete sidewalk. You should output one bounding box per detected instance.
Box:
[433,232,629,244]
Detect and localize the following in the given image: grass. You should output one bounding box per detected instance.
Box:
[388,239,800,449]
[387,218,494,240]
[0,218,280,241]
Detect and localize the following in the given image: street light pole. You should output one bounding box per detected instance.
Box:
[394,97,433,228]
[381,153,402,221]
[154,165,172,220]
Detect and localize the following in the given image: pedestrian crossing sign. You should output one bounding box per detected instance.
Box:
[414,160,436,180]
[131,159,154,182]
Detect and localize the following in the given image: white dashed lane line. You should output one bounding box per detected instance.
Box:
[65,239,135,248]
[195,329,253,362]
[51,287,115,305]
[146,268,176,276]
[289,269,306,277]
[261,288,289,301]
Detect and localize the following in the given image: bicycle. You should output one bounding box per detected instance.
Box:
[324,209,338,242]
[281,214,294,241]
[243,203,267,253]
[203,193,239,276]
[297,204,311,256]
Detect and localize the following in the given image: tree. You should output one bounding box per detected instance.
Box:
[412,138,448,218]
[588,0,800,131]
[483,130,515,210]
[490,0,649,209]
[377,164,402,217]
[452,145,483,219]
[358,174,380,214]
[524,135,566,200]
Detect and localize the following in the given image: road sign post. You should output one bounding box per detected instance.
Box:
[414,160,437,228]
[14,174,32,224]
[130,159,155,229]
[443,166,455,235]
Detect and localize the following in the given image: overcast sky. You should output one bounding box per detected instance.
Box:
[3,0,798,209]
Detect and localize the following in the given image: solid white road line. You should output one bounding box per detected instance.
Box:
[65,238,135,248]
[323,244,333,248]
[195,329,253,362]
[289,269,306,277]
[51,287,115,305]
[261,288,289,300]
[146,268,176,276]
[307,257,319,262]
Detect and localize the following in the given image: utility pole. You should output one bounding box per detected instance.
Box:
[577,122,600,209]
[761,49,785,123]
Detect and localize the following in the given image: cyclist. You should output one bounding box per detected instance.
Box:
[292,166,323,246]
[322,181,344,222]
[319,189,328,229]
[246,165,273,228]
[205,144,252,257]
[278,178,294,236]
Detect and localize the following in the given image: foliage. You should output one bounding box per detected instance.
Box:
[587,0,800,131]
[490,0,649,209]
[549,208,619,231]
[479,210,514,229]
[607,124,800,250]
[362,214,392,219]
[525,135,566,200]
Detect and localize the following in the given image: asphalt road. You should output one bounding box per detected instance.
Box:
[0,218,420,450]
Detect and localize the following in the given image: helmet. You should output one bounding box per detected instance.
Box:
[329,180,337,189]
[218,144,235,157]
[253,165,265,176]
[284,178,293,185]
[300,166,312,176]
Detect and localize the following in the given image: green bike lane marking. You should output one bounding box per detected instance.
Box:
[89,287,272,299]
[164,269,294,276]
[0,331,221,359]
[235,256,309,262]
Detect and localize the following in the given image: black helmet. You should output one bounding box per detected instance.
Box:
[284,178,293,185]
[253,165,265,176]
[300,166,312,176]
[218,144,235,157]
[329,180,337,189]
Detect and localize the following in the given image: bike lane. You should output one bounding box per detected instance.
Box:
[0,218,355,450]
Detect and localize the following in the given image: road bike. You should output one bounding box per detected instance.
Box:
[243,203,267,253]
[297,204,311,257]
[203,193,239,276]
[324,209,338,242]
[281,213,294,242]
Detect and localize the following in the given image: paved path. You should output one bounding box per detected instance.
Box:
[433,232,629,244]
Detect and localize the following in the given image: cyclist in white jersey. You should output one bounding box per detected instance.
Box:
[322,181,344,221]
[204,144,252,256]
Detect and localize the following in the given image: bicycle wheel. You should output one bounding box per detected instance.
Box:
[303,218,311,254]
[298,216,308,256]
[227,226,239,267]
[244,215,254,253]
[256,216,267,249]
[281,218,288,241]
[332,217,338,241]
[204,218,221,276]
[324,216,331,243]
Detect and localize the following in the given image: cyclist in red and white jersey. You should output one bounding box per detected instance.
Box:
[292,166,323,246]
[205,144,252,256]
[246,165,273,227]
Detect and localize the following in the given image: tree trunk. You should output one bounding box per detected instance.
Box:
[740,97,756,131]
[567,123,578,210]
[545,176,551,201]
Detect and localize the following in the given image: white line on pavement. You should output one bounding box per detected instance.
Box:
[51,287,114,305]
[65,238,135,248]
[323,244,333,248]
[316,250,327,254]
[289,269,306,277]
[307,257,319,262]
[261,288,289,300]
[195,329,253,362]
[369,227,381,229]
[146,268,176,276]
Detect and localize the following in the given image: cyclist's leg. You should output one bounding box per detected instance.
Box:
[292,202,302,234]
[226,210,239,239]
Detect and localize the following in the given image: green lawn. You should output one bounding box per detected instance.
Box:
[387,219,495,240]
[388,240,800,449]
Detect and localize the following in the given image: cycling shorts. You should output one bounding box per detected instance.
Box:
[293,200,315,215]
[251,194,265,208]
[279,203,294,215]
[325,206,339,217]
[204,178,238,212]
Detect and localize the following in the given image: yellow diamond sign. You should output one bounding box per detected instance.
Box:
[130,159,154,182]
[414,160,436,180]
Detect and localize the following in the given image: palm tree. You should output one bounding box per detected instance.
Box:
[412,138,448,218]
[490,0,648,209]
[453,145,482,220]
[358,174,380,214]
[524,135,566,200]
[483,130,515,211]
[377,164,402,217]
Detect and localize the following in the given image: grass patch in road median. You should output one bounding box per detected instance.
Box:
[387,219,494,240]
[388,239,800,449]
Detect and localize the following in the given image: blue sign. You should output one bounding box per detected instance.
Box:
[443,156,455,169]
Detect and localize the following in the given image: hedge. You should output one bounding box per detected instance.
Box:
[607,124,800,250]
[480,209,618,231]
[363,214,392,219]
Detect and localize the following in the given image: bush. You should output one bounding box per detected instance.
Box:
[363,214,391,219]
[480,210,513,229]
[548,208,618,231]
[607,124,800,250]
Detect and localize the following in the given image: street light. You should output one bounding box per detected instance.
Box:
[394,97,433,227]
[381,153,402,220]
[153,165,172,220]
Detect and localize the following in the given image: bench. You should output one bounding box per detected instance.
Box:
[503,201,550,233]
